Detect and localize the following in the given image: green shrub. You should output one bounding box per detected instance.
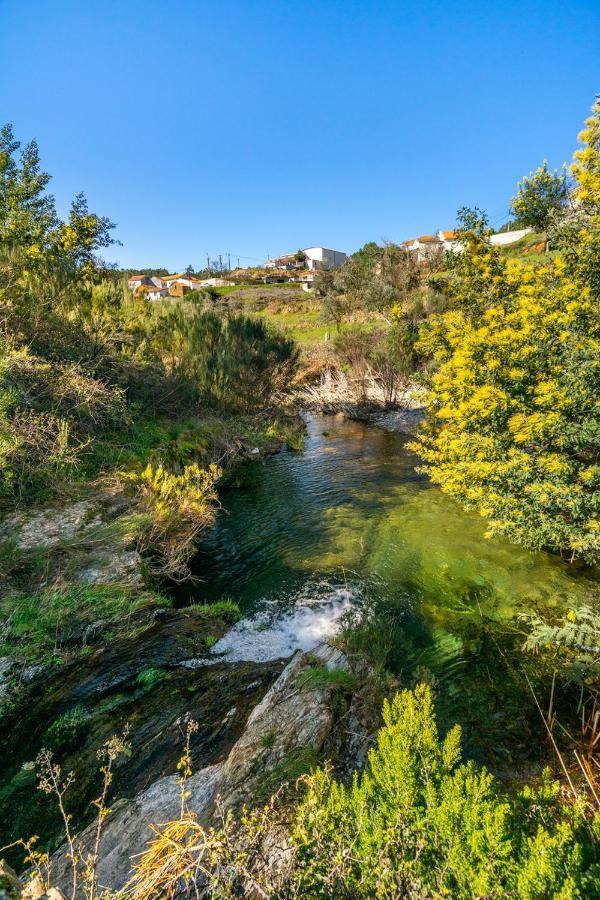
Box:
[44,706,89,754]
[293,685,600,897]
[124,462,221,581]
[136,667,168,690]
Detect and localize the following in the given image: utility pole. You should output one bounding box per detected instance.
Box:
[206,254,210,273]
[218,254,223,272]
[227,252,231,271]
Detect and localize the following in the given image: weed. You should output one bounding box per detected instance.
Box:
[260,731,276,749]
[44,706,89,754]
[186,599,241,624]
[295,666,357,693]
[136,668,168,690]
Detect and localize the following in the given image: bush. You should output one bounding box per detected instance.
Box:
[411,105,600,563]
[129,685,600,898]
[125,462,221,581]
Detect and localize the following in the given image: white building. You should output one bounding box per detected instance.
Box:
[303,247,347,270]
[400,227,533,260]
[162,273,204,290]
[265,246,347,271]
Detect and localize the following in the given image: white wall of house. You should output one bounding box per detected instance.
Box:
[304,247,347,270]
[489,228,532,246]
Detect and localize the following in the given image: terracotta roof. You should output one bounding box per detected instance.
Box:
[417,235,440,243]
[441,230,458,240]
[164,273,202,283]
[128,274,146,280]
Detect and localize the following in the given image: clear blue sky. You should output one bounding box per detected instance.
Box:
[1,0,598,270]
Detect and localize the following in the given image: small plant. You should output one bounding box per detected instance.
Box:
[136,667,168,690]
[203,635,218,649]
[44,705,89,754]
[295,665,357,693]
[260,731,276,749]
[186,599,241,624]
[124,462,221,582]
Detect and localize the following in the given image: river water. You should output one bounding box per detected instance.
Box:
[188,412,598,762]
[3,413,598,859]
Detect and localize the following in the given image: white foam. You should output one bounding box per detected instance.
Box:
[195,583,358,664]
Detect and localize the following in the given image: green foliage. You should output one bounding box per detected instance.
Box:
[188,598,241,623]
[411,104,600,563]
[0,124,300,505]
[151,302,299,410]
[43,706,89,754]
[0,585,168,664]
[511,160,570,232]
[124,462,221,580]
[292,685,600,897]
[523,603,600,682]
[136,667,168,690]
[295,665,357,693]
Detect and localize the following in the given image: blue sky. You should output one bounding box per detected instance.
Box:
[1,0,598,270]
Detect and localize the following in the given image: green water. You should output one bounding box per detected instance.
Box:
[191,412,598,764]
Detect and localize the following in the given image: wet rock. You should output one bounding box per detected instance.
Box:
[75,549,143,587]
[0,860,22,899]
[371,406,425,435]
[19,665,46,685]
[219,642,349,810]
[2,500,101,552]
[0,659,14,699]
[49,643,351,896]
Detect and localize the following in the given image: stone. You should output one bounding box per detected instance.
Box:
[0,860,22,899]
[0,659,14,700]
[50,643,351,896]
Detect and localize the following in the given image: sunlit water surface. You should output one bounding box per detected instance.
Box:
[188,413,597,760]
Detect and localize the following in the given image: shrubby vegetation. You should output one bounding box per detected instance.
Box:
[510,160,571,232]
[0,123,298,507]
[120,685,599,898]
[411,99,600,563]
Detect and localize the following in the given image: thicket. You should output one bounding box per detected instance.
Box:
[65,686,593,898]
[0,123,298,508]
[411,99,600,564]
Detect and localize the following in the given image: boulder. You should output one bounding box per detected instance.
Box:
[49,643,350,896]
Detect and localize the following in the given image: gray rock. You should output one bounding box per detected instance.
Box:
[0,658,14,699]
[0,859,22,899]
[75,549,143,587]
[50,643,350,896]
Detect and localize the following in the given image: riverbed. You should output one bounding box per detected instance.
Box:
[187,411,598,759]
[3,412,598,861]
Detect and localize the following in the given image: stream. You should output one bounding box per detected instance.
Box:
[3,412,598,861]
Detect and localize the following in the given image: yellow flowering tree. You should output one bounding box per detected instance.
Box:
[411,100,600,563]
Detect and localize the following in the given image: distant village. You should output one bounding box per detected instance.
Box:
[128,228,531,298]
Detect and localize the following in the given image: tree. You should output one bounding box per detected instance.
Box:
[510,160,570,232]
[294,249,307,264]
[410,102,600,564]
[185,264,194,275]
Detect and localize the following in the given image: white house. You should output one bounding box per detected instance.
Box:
[400,227,533,260]
[265,247,347,271]
[162,273,204,290]
[303,247,347,270]
[135,284,169,301]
